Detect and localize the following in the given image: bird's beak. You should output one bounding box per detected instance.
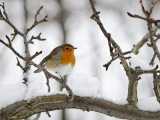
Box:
[74,47,77,49]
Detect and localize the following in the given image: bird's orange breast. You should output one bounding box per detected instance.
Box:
[61,51,75,66]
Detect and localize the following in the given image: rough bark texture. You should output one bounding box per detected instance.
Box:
[127,79,138,106]
[0,94,160,120]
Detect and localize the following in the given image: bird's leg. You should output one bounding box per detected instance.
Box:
[63,82,74,101]
[59,75,67,90]
[65,84,73,96]
[59,75,74,101]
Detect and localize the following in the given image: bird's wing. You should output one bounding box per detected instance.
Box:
[40,46,61,65]
[40,54,51,65]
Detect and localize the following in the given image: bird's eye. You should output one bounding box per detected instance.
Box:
[65,47,69,50]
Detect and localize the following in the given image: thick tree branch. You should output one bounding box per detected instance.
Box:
[1,94,160,120]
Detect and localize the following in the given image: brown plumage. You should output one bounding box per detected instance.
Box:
[35,44,76,76]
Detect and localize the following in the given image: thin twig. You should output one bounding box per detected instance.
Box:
[132,27,157,55]
[0,38,25,60]
[135,65,159,75]
[16,58,26,72]
[150,53,156,65]
[89,0,113,57]
[0,3,23,36]
[26,6,48,33]
[27,33,46,44]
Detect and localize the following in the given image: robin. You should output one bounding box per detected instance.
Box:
[34,43,76,95]
[35,43,76,74]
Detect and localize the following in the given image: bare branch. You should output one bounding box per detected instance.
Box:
[129,0,160,62]
[1,94,160,120]
[27,33,46,44]
[0,3,23,36]
[103,50,132,70]
[127,12,148,21]
[89,0,113,57]
[0,38,25,60]
[30,51,42,60]
[26,6,48,33]
[16,58,26,72]
[44,70,51,92]
[135,65,160,75]
[139,0,149,16]
[89,0,139,106]
[150,53,156,65]
[35,6,43,21]
[132,27,157,55]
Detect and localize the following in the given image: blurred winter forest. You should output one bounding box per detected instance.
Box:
[0,0,160,120]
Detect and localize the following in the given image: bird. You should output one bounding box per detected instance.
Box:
[35,43,76,75]
[34,43,77,95]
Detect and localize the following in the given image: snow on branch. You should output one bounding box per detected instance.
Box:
[1,94,160,120]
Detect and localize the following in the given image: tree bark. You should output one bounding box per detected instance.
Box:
[1,94,160,120]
